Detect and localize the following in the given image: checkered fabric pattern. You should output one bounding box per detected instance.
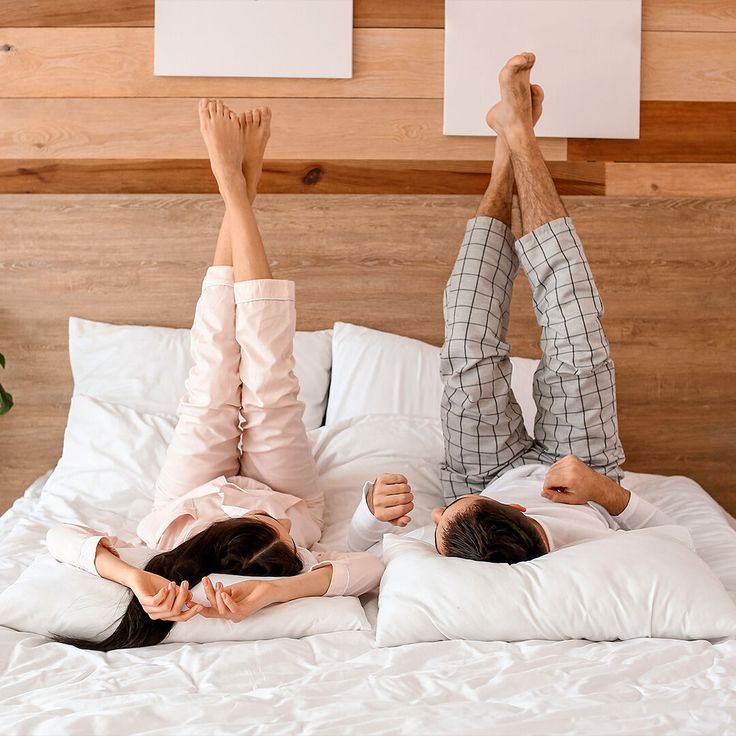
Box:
[440,216,625,503]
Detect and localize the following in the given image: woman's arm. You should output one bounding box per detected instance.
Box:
[198,551,385,623]
[46,524,200,622]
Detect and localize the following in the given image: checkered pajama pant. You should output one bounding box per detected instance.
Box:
[440,216,625,503]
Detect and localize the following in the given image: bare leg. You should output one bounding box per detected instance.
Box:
[485,55,566,234]
[199,99,271,281]
[207,100,271,270]
[476,82,544,226]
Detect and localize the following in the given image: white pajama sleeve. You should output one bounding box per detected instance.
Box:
[46,524,119,577]
[614,491,677,530]
[346,481,397,552]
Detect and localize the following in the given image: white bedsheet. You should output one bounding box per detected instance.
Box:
[2,444,736,734]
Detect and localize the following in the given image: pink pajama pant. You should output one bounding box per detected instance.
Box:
[153,266,323,520]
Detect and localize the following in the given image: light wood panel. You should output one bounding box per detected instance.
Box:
[0,160,606,195]
[1,195,734,515]
[606,164,736,196]
[642,32,736,101]
[0,98,567,161]
[3,28,734,102]
[2,0,735,32]
[0,28,442,99]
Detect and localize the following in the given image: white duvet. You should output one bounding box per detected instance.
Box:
[1,415,736,735]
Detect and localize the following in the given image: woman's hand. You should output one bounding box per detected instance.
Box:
[130,571,203,622]
[199,577,280,623]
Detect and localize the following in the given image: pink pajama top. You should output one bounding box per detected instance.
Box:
[47,474,384,598]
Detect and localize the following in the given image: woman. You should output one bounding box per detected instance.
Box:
[47,100,384,650]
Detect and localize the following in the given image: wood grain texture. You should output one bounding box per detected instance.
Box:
[3,0,734,32]
[0,159,605,195]
[1,194,734,514]
[0,98,567,161]
[642,32,736,101]
[642,0,736,32]
[0,28,442,99]
[606,163,736,196]
[568,102,736,163]
[3,28,733,102]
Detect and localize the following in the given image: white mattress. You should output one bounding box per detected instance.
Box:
[2,455,736,734]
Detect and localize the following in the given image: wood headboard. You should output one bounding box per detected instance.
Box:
[1,194,734,514]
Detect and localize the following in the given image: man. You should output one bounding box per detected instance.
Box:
[348,53,673,560]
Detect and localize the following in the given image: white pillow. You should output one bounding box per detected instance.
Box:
[326,322,538,434]
[44,395,175,531]
[375,526,736,646]
[0,548,369,643]
[69,317,332,430]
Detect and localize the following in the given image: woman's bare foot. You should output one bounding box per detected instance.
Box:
[485,53,537,142]
[199,98,245,189]
[240,106,272,204]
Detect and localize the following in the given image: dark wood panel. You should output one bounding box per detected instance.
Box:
[0,0,445,27]
[1,195,734,516]
[0,159,605,195]
[0,0,151,26]
[2,0,731,31]
[569,102,736,163]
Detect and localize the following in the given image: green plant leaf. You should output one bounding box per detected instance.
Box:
[0,384,12,415]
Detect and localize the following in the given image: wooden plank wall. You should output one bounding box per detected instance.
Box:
[0,1,734,513]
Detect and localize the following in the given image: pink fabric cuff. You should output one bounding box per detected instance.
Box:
[202,265,234,289]
[312,560,351,597]
[234,279,295,303]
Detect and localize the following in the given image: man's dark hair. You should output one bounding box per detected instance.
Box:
[442,500,547,564]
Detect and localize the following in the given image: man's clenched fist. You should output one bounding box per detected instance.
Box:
[367,474,414,527]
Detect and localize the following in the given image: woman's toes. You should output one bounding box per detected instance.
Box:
[252,108,261,125]
[245,110,254,125]
[207,100,218,118]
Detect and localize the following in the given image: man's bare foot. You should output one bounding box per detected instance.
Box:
[485,53,537,142]
[240,106,271,204]
[199,98,245,189]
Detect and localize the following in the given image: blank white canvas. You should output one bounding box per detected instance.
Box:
[444,0,641,138]
[155,0,353,78]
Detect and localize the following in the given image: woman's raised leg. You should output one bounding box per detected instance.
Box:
[199,101,322,521]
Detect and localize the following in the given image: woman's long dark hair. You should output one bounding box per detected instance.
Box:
[54,518,303,651]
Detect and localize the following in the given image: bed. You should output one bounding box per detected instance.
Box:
[0,317,735,735]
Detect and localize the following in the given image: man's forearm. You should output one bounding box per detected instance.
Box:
[594,476,631,516]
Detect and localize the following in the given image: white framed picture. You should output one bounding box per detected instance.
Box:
[444,0,642,138]
[155,0,353,79]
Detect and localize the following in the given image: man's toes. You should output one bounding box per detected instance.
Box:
[252,108,261,125]
[245,110,254,125]
[531,84,544,103]
[215,100,225,117]
[260,106,272,122]
[207,100,218,118]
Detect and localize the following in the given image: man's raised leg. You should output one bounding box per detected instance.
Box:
[486,65,625,480]
[440,57,544,502]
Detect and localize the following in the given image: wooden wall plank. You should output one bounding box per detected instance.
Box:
[642,32,736,101]
[0,1,151,26]
[0,0,446,28]
[4,28,735,102]
[642,0,736,32]
[0,28,442,99]
[568,102,736,163]
[0,159,605,195]
[606,163,736,196]
[3,0,735,32]
[0,98,567,161]
[1,194,734,514]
